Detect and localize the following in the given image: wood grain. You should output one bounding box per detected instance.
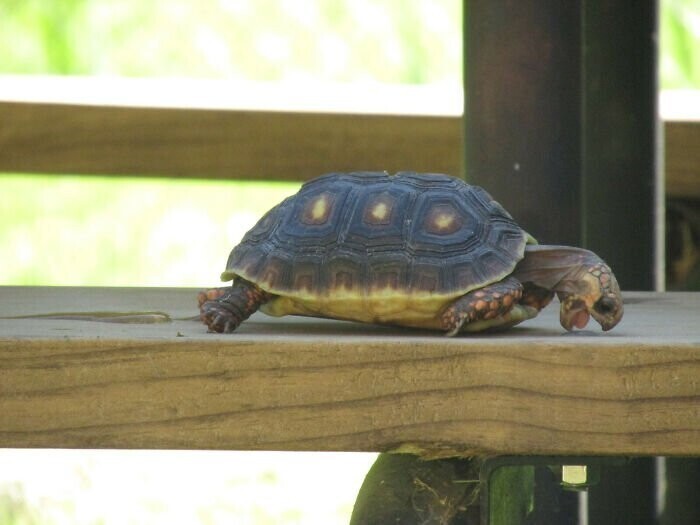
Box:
[2,102,697,198]
[0,287,698,456]
[0,101,462,181]
[665,120,700,198]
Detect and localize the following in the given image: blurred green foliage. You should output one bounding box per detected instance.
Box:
[0,0,461,84]
[0,0,90,74]
[1,0,698,88]
[0,175,299,286]
[0,484,44,525]
[661,0,700,88]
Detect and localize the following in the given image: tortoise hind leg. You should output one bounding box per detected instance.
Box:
[440,277,537,336]
[200,279,272,333]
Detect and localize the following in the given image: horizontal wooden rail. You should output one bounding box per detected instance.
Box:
[1,102,698,197]
[665,120,700,198]
[1,287,698,456]
[0,101,462,181]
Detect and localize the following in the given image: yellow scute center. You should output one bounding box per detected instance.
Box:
[311,196,328,220]
[371,202,389,221]
[435,213,454,229]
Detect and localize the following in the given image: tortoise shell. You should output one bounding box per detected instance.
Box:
[222,171,531,328]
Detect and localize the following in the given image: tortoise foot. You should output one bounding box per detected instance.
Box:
[200,301,239,333]
[200,280,272,334]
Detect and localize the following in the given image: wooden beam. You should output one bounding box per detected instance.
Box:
[0,102,696,198]
[0,101,462,181]
[665,120,700,198]
[1,287,698,456]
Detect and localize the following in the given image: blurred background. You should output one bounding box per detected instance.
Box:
[0,0,698,523]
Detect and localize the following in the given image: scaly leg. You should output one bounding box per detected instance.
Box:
[440,277,535,335]
[197,287,229,309]
[520,282,555,311]
[200,279,272,333]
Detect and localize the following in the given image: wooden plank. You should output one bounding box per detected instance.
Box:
[0,101,463,181]
[1,102,696,200]
[666,121,700,198]
[0,287,698,456]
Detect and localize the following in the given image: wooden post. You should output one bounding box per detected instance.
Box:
[464,1,660,291]
[581,1,660,292]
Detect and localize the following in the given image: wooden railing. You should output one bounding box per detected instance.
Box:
[665,120,700,198]
[1,100,697,198]
[0,100,462,182]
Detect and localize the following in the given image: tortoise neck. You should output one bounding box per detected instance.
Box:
[514,245,604,292]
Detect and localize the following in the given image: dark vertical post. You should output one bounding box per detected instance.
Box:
[659,458,700,524]
[587,459,656,525]
[581,1,660,291]
[464,2,583,247]
[464,0,659,291]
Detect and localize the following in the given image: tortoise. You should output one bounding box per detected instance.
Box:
[200,171,623,335]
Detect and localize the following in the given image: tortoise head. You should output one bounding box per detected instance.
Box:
[558,261,624,331]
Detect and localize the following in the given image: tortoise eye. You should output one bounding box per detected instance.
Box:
[595,296,616,315]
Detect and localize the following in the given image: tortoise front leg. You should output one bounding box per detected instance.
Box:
[197,287,230,309]
[440,277,536,335]
[520,282,555,312]
[200,279,272,333]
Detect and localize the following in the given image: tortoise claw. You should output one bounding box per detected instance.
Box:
[445,317,466,337]
[201,302,238,333]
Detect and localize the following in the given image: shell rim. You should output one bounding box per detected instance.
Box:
[220,233,537,300]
